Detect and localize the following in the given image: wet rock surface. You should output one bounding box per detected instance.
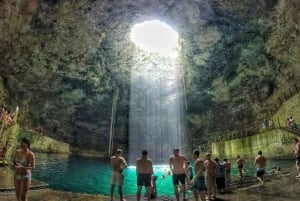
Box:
[0,1,299,153]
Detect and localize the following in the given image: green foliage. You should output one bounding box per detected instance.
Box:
[18,128,44,143]
[186,114,202,128]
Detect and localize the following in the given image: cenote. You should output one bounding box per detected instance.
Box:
[33,153,295,196]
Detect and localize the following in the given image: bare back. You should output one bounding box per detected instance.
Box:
[236,158,244,166]
[136,157,153,174]
[254,155,266,168]
[194,158,205,177]
[224,161,231,170]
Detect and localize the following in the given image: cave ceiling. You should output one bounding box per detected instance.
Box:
[0,0,299,152]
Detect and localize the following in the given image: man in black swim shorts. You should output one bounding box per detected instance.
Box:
[136,150,154,201]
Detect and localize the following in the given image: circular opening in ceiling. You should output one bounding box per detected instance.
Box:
[130,20,179,57]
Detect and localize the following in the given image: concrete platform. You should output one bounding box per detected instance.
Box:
[0,167,48,192]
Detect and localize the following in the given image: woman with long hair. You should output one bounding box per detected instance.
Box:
[13,137,35,201]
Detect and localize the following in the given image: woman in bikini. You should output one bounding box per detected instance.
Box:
[13,137,35,201]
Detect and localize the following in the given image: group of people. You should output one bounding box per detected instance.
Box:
[109,148,268,201]
[286,116,297,129]
[8,136,300,201]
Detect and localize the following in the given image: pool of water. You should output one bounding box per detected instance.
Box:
[33,153,176,196]
[33,153,295,196]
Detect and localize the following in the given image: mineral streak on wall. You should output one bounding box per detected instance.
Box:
[212,129,295,159]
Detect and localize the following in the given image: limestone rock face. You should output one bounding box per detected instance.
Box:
[0,0,299,155]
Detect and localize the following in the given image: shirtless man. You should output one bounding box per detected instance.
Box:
[294,138,300,178]
[169,148,188,201]
[191,149,206,201]
[236,155,245,180]
[253,150,267,185]
[110,149,127,201]
[223,158,231,186]
[136,150,154,201]
[205,153,217,201]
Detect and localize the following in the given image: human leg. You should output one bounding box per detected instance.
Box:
[172,174,180,201]
[256,169,265,184]
[110,172,117,201]
[146,185,151,201]
[193,189,199,201]
[110,184,115,201]
[206,175,212,200]
[174,184,180,201]
[211,177,217,200]
[181,184,186,200]
[178,174,186,200]
[14,177,21,201]
[239,168,243,177]
[118,185,124,201]
[137,185,142,201]
[199,191,206,201]
[225,170,231,187]
[296,159,300,177]
[195,176,206,201]
[19,178,30,201]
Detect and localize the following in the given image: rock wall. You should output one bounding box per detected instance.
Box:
[0,0,299,155]
[212,128,295,159]
[272,93,300,127]
[19,129,70,154]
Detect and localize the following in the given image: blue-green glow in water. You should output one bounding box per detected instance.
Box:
[33,153,294,196]
[33,153,175,196]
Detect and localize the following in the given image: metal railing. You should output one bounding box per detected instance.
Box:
[213,75,300,142]
[279,126,300,136]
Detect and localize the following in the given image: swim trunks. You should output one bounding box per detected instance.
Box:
[110,171,124,186]
[193,176,206,191]
[256,168,265,177]
[172,173,186,185]
[137,173,152,186]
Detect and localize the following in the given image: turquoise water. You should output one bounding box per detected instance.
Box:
[33,153,295,196]
[33,153,175,196]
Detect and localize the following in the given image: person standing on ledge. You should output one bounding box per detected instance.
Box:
[205,152,217,201]
[136,149,154,201]
[169,148,188,201]
[13,137,35,201]
[253,150,267,185]
[110,149,127,201]
[191,149,206,201]
[185,161,193,189]
[236,155,245,181]
[223,158,231,187]
[294,138,300,178]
